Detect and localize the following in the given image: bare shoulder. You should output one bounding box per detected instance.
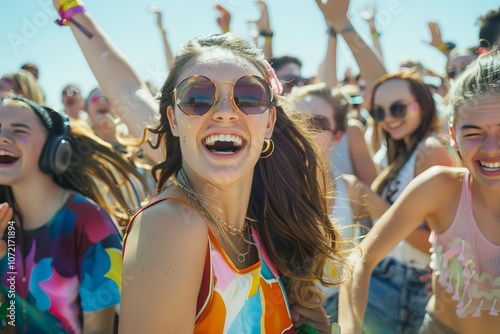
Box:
[413,165,465,196]
[415,135,457,175]
[123,194,208,267]
[416,166,466,232]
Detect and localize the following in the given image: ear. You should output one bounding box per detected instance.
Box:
[265,106,277,138]
[166,105,180,137]
[449,123,458,150]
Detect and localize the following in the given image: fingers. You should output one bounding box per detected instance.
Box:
[215,4,229,15]
[0,203,13,259]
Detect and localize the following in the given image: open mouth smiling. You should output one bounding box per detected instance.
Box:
[0,150,20,164]
[204,134,244,155]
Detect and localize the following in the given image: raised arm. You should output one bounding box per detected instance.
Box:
[361,5,384,63]
[153,7,174,69]
[215,4,231,33]
[52,0,163,163]
[314,0,386,90]
[338,167,450,333]
[253,1,274,58]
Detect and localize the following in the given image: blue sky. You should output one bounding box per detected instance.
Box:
[1,0,498,109]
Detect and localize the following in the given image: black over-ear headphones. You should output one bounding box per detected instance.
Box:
[1,96,73,175]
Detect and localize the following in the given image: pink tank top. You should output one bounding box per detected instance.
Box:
[429,170,500,318]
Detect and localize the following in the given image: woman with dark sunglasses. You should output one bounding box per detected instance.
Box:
[120,33,348,334]
[348,71,458,333]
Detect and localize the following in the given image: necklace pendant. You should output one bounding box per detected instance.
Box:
[237,254,246,263]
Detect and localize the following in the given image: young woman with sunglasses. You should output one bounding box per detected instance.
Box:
[340,51,500,334]
[0,95,150,333]
[120,33,348,334]
[344,72,458,333]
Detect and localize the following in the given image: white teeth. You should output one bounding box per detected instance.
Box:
[205,134,243,147]
[479,161,500,170]
[0,150,18,157]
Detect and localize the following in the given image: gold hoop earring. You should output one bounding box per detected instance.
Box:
[260,138,274,159]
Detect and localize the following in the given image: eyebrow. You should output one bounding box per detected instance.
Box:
[461,124,500,130]
[10,123,32,130]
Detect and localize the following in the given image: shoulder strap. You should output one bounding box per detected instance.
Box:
[121,196,213,319]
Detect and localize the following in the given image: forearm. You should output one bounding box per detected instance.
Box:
[321,29,338,87]
[338,263,371,334]
[69,12,146,98]
[68,12,162,162]
[262,37,273,58]
[338,20,386,89]
[160,31,174,68]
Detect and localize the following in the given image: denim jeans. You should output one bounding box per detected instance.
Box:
[324,287,340,323]
[363,257,430,334]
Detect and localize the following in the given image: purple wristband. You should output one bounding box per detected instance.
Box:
[61,5,86,21]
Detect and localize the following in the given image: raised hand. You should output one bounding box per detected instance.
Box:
[252,1,272,34]
[426,21,444,49]
[0,203,14,260]
[314,0,350,30]
[215,4,231,33]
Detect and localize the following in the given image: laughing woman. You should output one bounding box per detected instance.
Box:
[120,33,349,334]
[0,95,149,333]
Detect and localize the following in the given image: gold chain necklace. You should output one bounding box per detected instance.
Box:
[173,168,253,262]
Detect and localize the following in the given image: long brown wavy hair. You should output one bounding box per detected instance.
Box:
[371,72,442,194]
[150,33,349,307]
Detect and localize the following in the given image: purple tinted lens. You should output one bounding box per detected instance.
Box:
[176,76,216,115]
[233,76,272,115]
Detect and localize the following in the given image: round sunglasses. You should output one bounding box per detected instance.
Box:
[173,75,273,116]
[370,100,415,124]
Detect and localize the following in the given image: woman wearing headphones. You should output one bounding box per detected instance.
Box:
[0,96,149,333]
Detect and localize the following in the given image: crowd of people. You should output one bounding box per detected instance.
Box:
[1,0,499,333]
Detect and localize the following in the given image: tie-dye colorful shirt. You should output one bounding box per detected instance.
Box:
[0,192,122,333]
[194,228,294,334]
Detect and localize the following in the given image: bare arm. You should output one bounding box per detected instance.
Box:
[315,0,386,90]
[255,1,273,58]
[83,307,115,334]
[52,1,163,163]
[317,26,338,87]
[364,9,384,63]
[338,168,451,333]
[120,202,208,333]
[347,120,377,185]
[215,4,231,33]
[403,136,458,252]
[154,9,174,69]
[0,203,13,259]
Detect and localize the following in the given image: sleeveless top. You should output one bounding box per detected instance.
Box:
[429,170,500,318]
[379,150,430,269]
[329,133,353,178]
[123,197,294,334]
